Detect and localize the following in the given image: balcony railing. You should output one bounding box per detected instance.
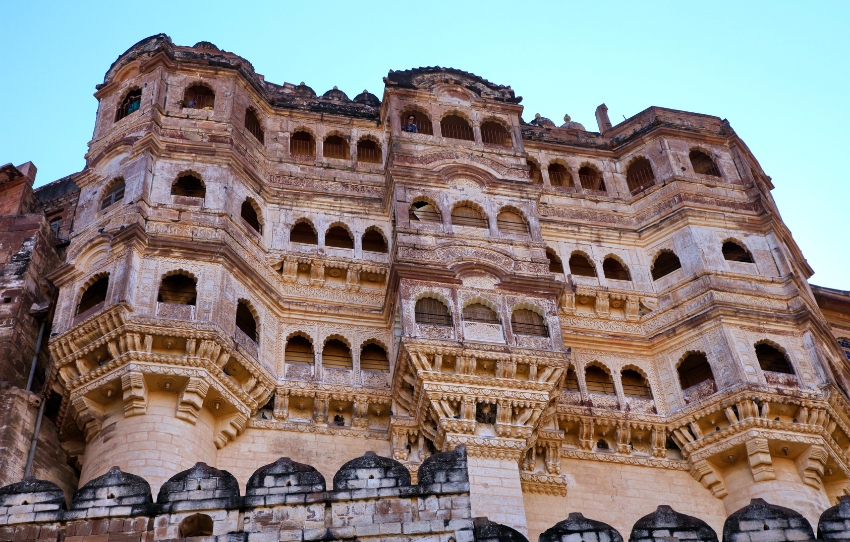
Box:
[481,129,510,146]
[764,371,799,388]
[73,301,106,325]
[628,167,656,195]
[184,94,215,110]
[323,143,349,160]
[290,139,315,157]
[548,170,572,187]
[463,322,505,343]
[357,146,381,163]
[156,302,196,320]
[235,328,259,359]
[682,379,717,404]
[441,124,474,141]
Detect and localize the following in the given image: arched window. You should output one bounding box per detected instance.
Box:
[585,365,615,395]
[409,200,441,223]
[183,85,215,110]
[722,241,754,263]
[839,339,850,362]
[401,110,433,135]
[568,253,596,277]
[326,225,354,249]
[245,108,264,144]
[481,121,510,146]
[689,150,721,177]
[235,301,258,342]
[678,352,714,390]
[578,165,605,191]
[511,309,548,337]
[564,367,580,391]
[626,157,655,194]
[362,228,388,253]
[621,369,652,399]
[415,297,452,327]
[528,160,543,184]
[179,514,213,538]
[157,273,197,305]
[290,131,315,156]
[100,178,125,211]
[451,204,488,229]
[324,135,349,160]
[547,249,564,274]
[171,174,205,198]
[323,339,352,370]
[651,251,682,280]
[291,221,318,244]
[440,114,474,141]
[285,335,314,365]
[603,257,630,281]
[115,89,141,122]
[241,199,262,234]
[496,209,529,237]
[548,163,573,187]
[357,139,381,163]
[463,303,499,324]
[77,276,109,315]
[755,343,794,374]
[360,343,389,372]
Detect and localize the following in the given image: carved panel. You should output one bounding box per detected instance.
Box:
[462,322,505,343]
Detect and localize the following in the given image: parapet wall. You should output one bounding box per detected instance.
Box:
[2,446,850,542]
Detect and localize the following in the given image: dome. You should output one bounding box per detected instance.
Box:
[353,89,380,106]
[293,82,316,98]
[322,86,350,102]
[192,41,220,51]
[530,113,555,128]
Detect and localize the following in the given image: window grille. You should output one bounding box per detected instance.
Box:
[235,302,258,342]
[323,339,352,369]
[689,150,721,177]
[603,258,630,281]
[651,251,682,280]
[678,352,714,389]
[626,157,655,194]
[463,303,499,324]
[245,109,264,144]
[569,253,596,277]
[511,309,548,337]
[100,180,125,211]
[357,139,381,163]
[451,205,487,228]
[77,276,109,315]
[621,370,652,398]
[481,121,510,146]
[440,115,474,141]
[409,201,441,223]
[115,89,141,122]
[755,343,794,374]
[839,339,850,361]
[360,344,389,372]
[722,241,754,263]
[585,366,615,395]
[496,210,529,236]
[323,136,349,160]
[548,164,573,187]
[415,297,452,327]
[285,336,314,365]
[291,222,318,244]
[578,166,605,191]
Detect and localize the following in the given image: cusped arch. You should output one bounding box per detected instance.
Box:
[77,273,110,315]
[356,136,382,164]
[362,226,388,253]
[721,237,754,263]
[510,302,549,337]
[546,247,564,273]
[451,200,489,229]
[461,296,501,323]
[568,250,597,277]
[440,111,474,141]
[241,197,263,234]
[651,249,682,281]
[157,269,198,305]
[182,82,215,110]
[115,88,142,122]
[414,292,454,327]
[284,332,315,366]
[676,350,716,391]
[689,147,721,177]
[290,218,318,244]
[602,254,631,281]
[626,155,655,194]
[409,195,442,224]
[584,362,616,395]
[400,106,433,135]
[325,222,355,249]
[413,291,453,312]
[480,117,511,146]
[620,364,653,399]
[360,339,390,372]
[547,159,573,187]
[496,206,529,237]
[323,132,350,160]
[322,335,353,370]
[578,162,605,191]
[754,339,796,375]
[171,170,206,198]
[235,298,260,342]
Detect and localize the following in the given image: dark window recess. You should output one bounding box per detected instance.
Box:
[414,297,452,327]
[183,85,215,110]
[440,115,474,141]
[603,258,630,281]
[245,109,264,144]
[179,514,213,538]
[401,112,433,135]
[511,309,548,337]
[49,219,61,237]
[481,121,510,146]
[357,139,381,163]
[755,343,795,374]
[77,276,109,315]
[564,368,580,391]
[171,175,205,198]
[497,210,528,236]
[326,226,354,249]
[115,89,141,122]
[569,253,596,277]
[291,131,315,156]
[475,403,496,424]
[241,201,262,233]
[585,365,615,395]
[323,135,349,160]
[678,352,714,389]
[548,163,572,187]
[578,166,605,191]
[722,241,754,263]
[690,150,721,177]
[463,303,500,324]
[621,369,652,398]
[235,302,258,342]
[100,179,125,211]
[409,201,441,223]
[651,251,682,280]
[452,205,487,228]
[285,336,314,365]
[547,250,564,274]
[360,343,389,372]
[596,440,609,450]
[362,229,387,253]
[626,157,655,194]
[323,339,352,369]
[291,222,318,244]
[157,274,197,305]
[528,160,543,184]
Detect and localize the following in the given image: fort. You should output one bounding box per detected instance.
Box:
[2,34,850,541]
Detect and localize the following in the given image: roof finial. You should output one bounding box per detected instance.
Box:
[564,114,571,122]
[333,85,338,90]
[534,113,541,119]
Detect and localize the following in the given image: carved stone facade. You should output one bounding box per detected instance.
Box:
[2,33,850,540]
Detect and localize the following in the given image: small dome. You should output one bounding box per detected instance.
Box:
[193,41,220,51]
[560,121,586,131]
[322,87,351,102]
[353,89,380,106]
[293,82,316,98]
[530,113,555,128]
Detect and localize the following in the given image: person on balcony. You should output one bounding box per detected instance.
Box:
[402,114,419,133]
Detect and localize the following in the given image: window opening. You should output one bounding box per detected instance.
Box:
[569,253,596,277]
[77,276,109,315]
[241,200,262,233]
[547,249,564,274]
[362,229,388,253]
[564,368,579,391]
[324,135,349,160]
[157,274,197,305]
[360,343,389,372]
[528,160,543,184]
[235,302,258,342]
[839,339,850,362]
[511,309,548,337]
[179,514,213,538]
[585,365,615,395]
[463,303,499,324]
[496,210,529,236]
[651,251,682,280]
[245,108,264,144]
[548,164,572,187]
[290,131,315,156]
[722,241,754,263]
[402,112,433,135]
[100,179,125,211]
[481,121,510,146]
[291,222,318,244]
[603,258,630,281]
[323,339,352,370]
[115,89,141,122]
[755,343,795,374]
[578,166,605,191]
[451,205,487,229]
[626,157,655,194]
[326,226,354,249]
[689,150,721,177]
[183,85,215,110]
[171,174,205,198]
[415,298,452,327]
[678,352,714,390]
[621,369,652,399]
[440,115,474,141]
[357,139,381,163]
[285,336,314,365]
[409,200,441,223]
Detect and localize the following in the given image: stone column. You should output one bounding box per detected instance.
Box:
[463,446,528,536]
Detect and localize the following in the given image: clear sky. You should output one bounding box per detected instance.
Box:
[1,1,847,288]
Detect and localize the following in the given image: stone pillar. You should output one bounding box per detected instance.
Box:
[466,452,528,535]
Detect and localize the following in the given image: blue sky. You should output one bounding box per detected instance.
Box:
[1,1,847,288]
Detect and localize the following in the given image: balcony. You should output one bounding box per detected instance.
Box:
[626,396,656,414]
[589,393,620,410]
[764,371,799,388]
[285,363,314,381]
[73,301,105,325]
[415,323,455,340]
[235,328,259,359]
[682,379,717,404]
[323,368,352,385]
[156,302,195,320]
[361,370,390,388]
[514,334,551,350]
[463,322,505,344]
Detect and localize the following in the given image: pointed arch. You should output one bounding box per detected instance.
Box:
[546,248,564,274]
[689,149,721,177]
[527,159,543,184]
[621,367,652,399]
[235,299,259,342]
[362,227,388,253]
[451,202,488,229]
[677,351,715,390]
[115,88,141,122]
[440,113,474,141]
[400,107,433,135]
[285,334,314,365]
[183,84,215,110]
[77,274,110,315]
[100,177,126,211]
[651,250,681,280]
[409,197,441,223]
[585,363,616,395]
[548,162,573,187]
[578,164,605,191]
[722,239,754,263]
[602,256,631,281]
[480,119,511,146]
